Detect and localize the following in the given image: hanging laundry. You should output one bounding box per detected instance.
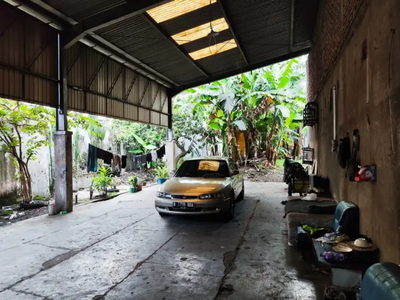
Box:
[97,148,113,164]
[113,154,121,167]
[133,155,141,172]
[145,153,152,169]
[87,144,98,172]
[151,150,157,162]
[157,145,166,159]
[121,155,127,169]
[140,155,147,165]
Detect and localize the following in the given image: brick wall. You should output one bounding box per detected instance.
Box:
[307,0,400,263]
[308,0,364,99]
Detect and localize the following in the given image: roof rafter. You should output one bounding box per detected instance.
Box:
[64,0,172,49]
[142,13,209,78]
[217,0,248,66]
[85,35,178,87]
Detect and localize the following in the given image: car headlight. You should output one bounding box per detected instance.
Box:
[199,193,225,200]
[157,192,172,199]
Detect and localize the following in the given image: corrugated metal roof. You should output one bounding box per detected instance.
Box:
[35,0,318,89]
[4,0,319,97]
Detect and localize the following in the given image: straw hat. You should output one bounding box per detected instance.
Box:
[345,238,378,252]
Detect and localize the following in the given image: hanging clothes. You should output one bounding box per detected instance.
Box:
[135,155,144,172]
[146,153,152,169]
[133,155,141,172]
[97,148,113,164]
[87,144,98,172]
[157,145,166,159]
[121,155,127,169]
[151,151,157,162]
[113,154,121,167]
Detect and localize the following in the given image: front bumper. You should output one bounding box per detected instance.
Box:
[155,196,230,215]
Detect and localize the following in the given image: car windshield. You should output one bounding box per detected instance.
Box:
[175,160,230,178]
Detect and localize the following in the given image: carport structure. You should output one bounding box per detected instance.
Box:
[0,0,319,211]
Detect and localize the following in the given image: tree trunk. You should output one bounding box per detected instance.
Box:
[19,160,32,202]
[266,115,277,162]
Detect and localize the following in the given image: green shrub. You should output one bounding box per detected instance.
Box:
[129,175,138,188]
[92,166,113,196]
[156,167,169,179]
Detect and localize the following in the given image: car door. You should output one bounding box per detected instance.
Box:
[228,159,242,196]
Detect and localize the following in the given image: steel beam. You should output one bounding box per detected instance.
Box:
[217,0,249,66]
[167,92,173,140]
[68,85,169,117]
[107,66,124,96]
[10,0,72,28]
[56,34,67,131]
[124,73,139,101]
[86,35,178,87]
[64,0,171,49]
[139,80,151,105]
[142,13,209,78]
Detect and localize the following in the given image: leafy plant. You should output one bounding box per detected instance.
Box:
[92,166,113,196]
[0,99,103,202]
[177,56,307,165]
[156,167,169,179]
[129,175,138,189]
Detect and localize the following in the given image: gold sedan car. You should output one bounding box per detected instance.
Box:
[155,157,244,219]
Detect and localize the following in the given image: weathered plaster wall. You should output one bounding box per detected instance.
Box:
[308,0,400,262]
[0,151,18,203]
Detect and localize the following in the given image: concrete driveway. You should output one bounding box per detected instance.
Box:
[0,182,329,300]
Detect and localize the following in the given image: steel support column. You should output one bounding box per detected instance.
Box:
[167,92,173,141]
[54,33,73,213]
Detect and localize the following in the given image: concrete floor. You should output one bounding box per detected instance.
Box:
[0,182,330,300]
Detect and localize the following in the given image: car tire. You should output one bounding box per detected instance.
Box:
[158,212,170,217]
[223,193,235,221]
[237,183,245,201]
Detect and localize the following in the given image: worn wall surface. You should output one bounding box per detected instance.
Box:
[0,151,18,203]
[308,0,400,262]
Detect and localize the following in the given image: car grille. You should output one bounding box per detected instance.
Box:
[171,195,198,200]
[168,208,203,212]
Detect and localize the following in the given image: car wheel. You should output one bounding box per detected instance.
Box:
[237,182,245,201]
[224,193,235,221]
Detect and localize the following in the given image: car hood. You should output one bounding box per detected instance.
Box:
[161,177,229,196]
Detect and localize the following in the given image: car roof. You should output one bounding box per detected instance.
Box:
[186,156,229,162]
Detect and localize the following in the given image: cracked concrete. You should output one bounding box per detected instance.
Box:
[0,182,330,300]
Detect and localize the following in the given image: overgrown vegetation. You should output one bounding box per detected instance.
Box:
[0,99,102,202]
[177,57,307,165]
[92,166,113,196]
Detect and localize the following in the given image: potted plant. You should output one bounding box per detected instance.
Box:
[92,166,113,197]
[137,182,143,192]
[156,167,169,184]
[129,175,138,193]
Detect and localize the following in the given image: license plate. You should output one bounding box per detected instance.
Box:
[173,202,195,209]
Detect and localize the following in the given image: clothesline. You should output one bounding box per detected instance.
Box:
[131,145,166,173]
[87,144,166,173]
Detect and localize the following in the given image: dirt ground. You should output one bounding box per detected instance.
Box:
[242,165,284,183]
